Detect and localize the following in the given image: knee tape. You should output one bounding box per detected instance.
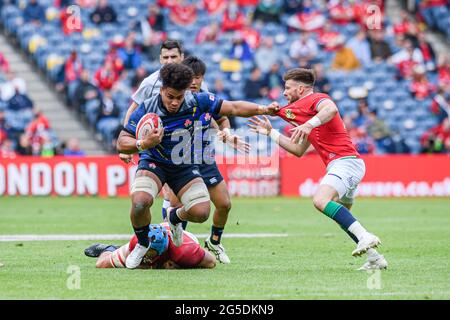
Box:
[131,176,158,198]
[180,183,210,211]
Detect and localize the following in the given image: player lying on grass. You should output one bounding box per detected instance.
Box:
[248,68,387,270]
[84,223,216,269]
[116,63,279,269]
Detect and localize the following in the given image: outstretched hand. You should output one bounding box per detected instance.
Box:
[217,130,251,154]
[290,123,313,144]
[248,116,273,136]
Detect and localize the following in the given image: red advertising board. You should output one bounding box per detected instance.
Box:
[281,154,450,197]
[0,154,449,197]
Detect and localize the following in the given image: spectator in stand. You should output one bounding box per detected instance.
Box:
[117,35,142,70]
[255,37,278,73]
[332,39,361,71]
[16,133,32,156]
[63,138,85,156]
[105,45,125,75]
[7,86,33,111]
[437,55,450,92]
[244,67,269,100]
[239,17,261,49]
[72,69,101,113]
[286,0,326,32]
[90,0,117,25]
[430,88,449,123]
[353,98,370,128]
[0,112,7,144]
[253,0,282,25]
[0,52,10,73]
[229,32,253,61]
[25,109,52,156]
[390,39,424,80]
[354,0,384,30]
[1,71,27,102]
[213,78,235,128]
[213,78,232,101]
[421,118,450,154]
[0,139,16,159]
[419,0,449,34]
[169,0,197,26]
[289,32,318,66]
[312,63,330,94]
[368,30,392,62]
[318,22,345,52]
[96,90,120,143]
[409,65,436,100]
[94,59,119,91]
[23,0,45,25]
[222,1,246,32]
[366,110,396,154]
[328,0,356,25]
[60,4,83,35]
[417,33,436,72]
[344,115,375,154]
[133,4,166,52]
[393,10,419,43]
[264,62,283,100]
[196,22,221,44]
[346,30,372,66]
[131,66,149,91]
[64,50,83,102]
[203,0,227,16]
[283,0,302,15]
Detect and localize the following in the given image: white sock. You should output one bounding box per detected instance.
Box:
[162,199,170,210]
[367,248,379,258]
[348,221,368,241]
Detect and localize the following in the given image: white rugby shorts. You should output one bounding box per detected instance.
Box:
[320,157,366,204]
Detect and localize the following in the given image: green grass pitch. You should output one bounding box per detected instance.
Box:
[0,197,449,299]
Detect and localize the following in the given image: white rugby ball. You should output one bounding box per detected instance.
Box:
[136,113,163,140]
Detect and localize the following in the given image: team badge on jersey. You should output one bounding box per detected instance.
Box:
[209,95,215,101]
[285,109,296,120]
[204,113,211,121]
[184,119,192,127]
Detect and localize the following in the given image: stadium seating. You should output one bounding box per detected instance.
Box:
[0,0,446,155]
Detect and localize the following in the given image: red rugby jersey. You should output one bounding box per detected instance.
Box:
[276,92,360,166]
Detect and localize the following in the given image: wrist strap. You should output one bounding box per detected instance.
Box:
[306,116,322,128]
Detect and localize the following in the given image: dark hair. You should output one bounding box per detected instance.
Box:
[160,63,194,91]
[182,56,206,76]
[160,39,183,55]
[283,68,315,86]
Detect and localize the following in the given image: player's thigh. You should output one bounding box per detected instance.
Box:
[208,181,231,211]
[320,158,365,205]
[313,184,340,210]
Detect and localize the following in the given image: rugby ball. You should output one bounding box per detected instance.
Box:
[136,113,163,140]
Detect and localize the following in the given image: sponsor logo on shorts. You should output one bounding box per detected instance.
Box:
[209,177,218,184]
[148,163,156,169]
[329,153,336,159]
[192,170,200,175]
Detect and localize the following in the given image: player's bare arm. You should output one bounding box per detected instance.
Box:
[219,100,280,117]
[119,101,141,163]
[116,128,164,154]
[290,99,338,144]
[249,116,311,157]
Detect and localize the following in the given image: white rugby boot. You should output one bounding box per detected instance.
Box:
[167,207,184,247]
[205,236,231,264]
[357,253,388,271]
[352,233,381,257]
[125,243,148,269]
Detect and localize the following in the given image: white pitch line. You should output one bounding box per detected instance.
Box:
[0,233,288,242]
